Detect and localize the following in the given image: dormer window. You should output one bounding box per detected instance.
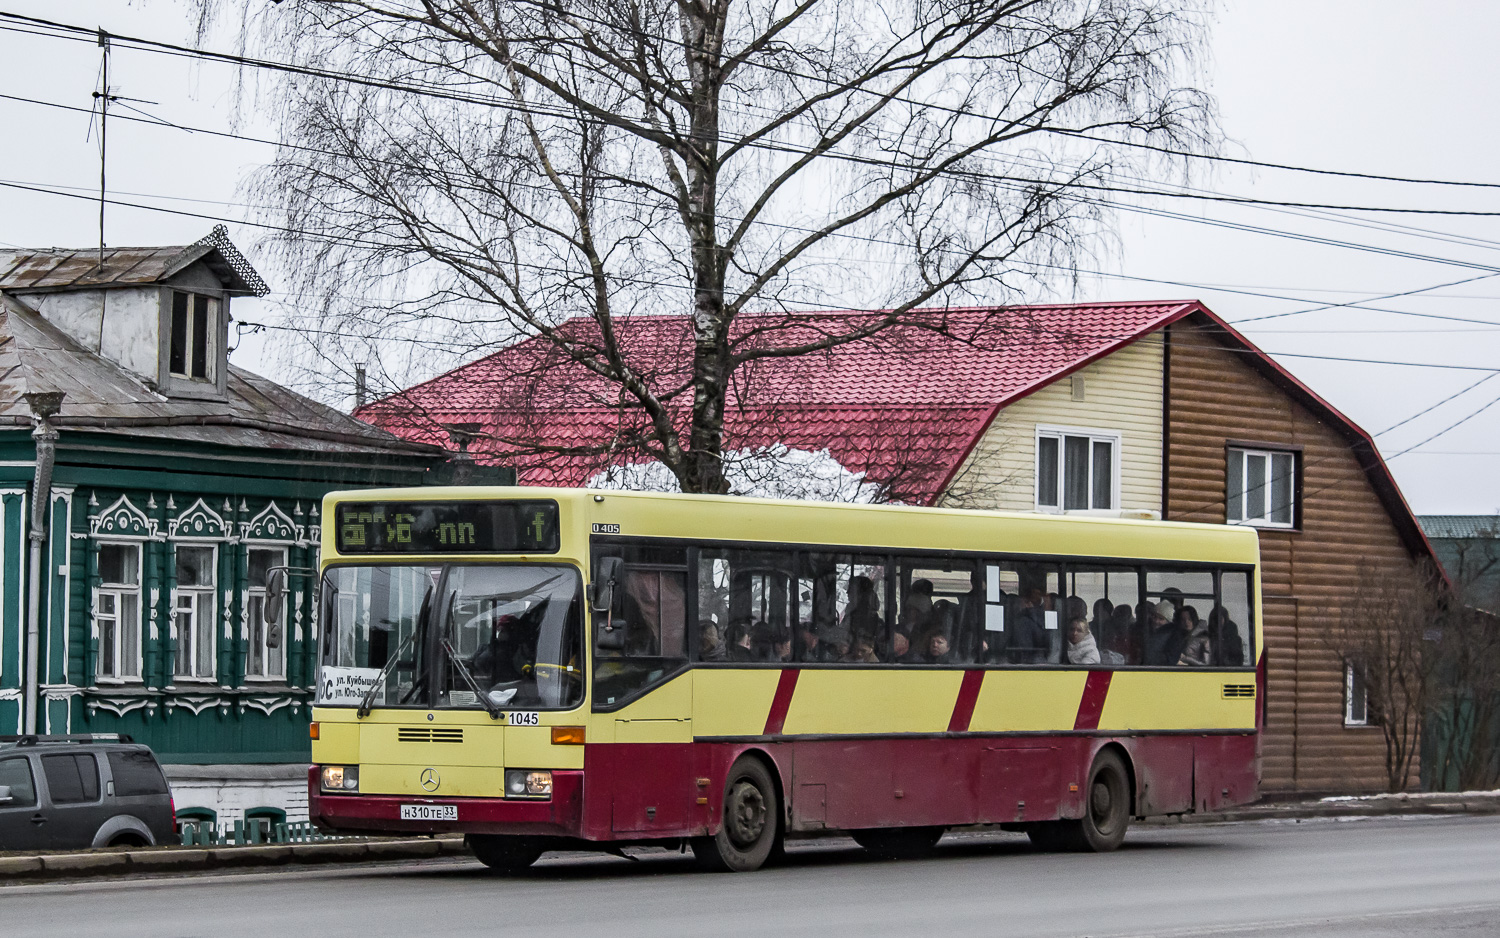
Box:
[169,291,218,381]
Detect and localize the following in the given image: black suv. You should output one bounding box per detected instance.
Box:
[0,735,176,851]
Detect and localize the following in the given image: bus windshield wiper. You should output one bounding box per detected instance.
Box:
[357,584,432,718]
[441,638,502,720]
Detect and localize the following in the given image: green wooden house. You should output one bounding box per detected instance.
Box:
[0,228,486,828]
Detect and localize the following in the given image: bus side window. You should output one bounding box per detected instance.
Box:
[1064,565,1141,666]
[618,568,687,658]
[1144,567,1215,667]
[1214,570,1252,667]
[893,558,977,665]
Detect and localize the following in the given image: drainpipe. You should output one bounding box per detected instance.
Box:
[22,391,64,736]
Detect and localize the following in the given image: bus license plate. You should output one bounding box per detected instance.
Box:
[400,804,457,821]
[507,711,540,726]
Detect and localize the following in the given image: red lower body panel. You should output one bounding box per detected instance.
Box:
[310,734,1257,842]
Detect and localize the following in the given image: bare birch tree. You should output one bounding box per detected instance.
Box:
[194,0,1216,492]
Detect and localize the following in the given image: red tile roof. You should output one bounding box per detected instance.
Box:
[357,301,1198,502]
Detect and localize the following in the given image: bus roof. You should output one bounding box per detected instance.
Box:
[322,487,1260,566]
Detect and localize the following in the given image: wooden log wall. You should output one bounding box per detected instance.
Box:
[1164,317,1420,795]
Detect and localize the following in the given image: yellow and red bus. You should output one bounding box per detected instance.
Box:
[307,487,1261,872]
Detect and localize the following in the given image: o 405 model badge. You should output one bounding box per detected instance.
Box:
[420,767,440,792]
[591,523,620,534]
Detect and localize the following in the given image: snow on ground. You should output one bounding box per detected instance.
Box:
[1321,789,1500,802]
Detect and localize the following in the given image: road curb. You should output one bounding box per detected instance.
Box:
[0,835,470,882]
[1149,794,1500,824]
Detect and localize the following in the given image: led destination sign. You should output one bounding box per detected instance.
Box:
[335,500,560,554]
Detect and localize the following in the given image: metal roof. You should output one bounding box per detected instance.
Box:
[0,226,269,297]
[1419,515,1500,539]
[0,292,441,457]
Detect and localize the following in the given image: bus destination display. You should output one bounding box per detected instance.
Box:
[335,501,560,554]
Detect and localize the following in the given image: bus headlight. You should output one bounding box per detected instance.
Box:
[321,765,359,792]
[504,769,552,798]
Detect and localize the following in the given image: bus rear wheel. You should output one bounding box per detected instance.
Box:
[691,757,780,872]
[1032,750,1131,853]
[852,826,945,860]
[467,834,545,874]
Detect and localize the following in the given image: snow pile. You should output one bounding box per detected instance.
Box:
[587,444,885,503]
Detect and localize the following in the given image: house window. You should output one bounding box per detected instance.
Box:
[168,291,218,381]
[173,545,217,680]
[1345,664,1368,726]
[95,542,142,681]
[246,547,287,681]
[1036,426,1118,512]
[1227,447,1297,527]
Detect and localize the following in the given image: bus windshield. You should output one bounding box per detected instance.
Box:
[319,564,585,711]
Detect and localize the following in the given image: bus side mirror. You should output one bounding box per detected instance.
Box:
[590,557,622,614]
[265,569,287,627]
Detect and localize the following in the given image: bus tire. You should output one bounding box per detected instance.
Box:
[852,826,945,860]
[1050,749,1132,853]
[691,757,780,872]
[467,834,544,873]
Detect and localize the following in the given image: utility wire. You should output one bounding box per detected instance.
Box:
[5,12,1500,219]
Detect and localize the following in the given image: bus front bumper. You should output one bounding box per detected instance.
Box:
[309,768,585,838]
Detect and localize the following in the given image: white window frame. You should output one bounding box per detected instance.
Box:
[1034,424,1122,514]
[94,541,143,683]
[1227,446,1298,529]
[245,546,288,682]
[172,544,218,682]
[1345,663,1369,727]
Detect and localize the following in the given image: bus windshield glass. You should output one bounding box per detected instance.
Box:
[319,564,584,711]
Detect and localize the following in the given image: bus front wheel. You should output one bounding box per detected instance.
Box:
[467,834,545,873]
[1032,749,1131,853]
[691,757,780,872]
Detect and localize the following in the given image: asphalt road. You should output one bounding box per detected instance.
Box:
[4,815,1499,938]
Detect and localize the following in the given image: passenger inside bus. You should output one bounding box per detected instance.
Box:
[1065,617,1101,664]
[1176,605,1212,666]
[1009,588,1050,664]
[1143,600,1180,665]
[1210,606,1245,666]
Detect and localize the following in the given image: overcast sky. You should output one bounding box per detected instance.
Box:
[1,1,1497,516]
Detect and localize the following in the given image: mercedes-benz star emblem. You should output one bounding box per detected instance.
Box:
[420,768,440,792]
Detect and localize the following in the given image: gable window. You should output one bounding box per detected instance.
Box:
[1227,447,1297,528]
[1036,426,1119,512]
[169,291,218,381]
[246,547,287,681]
[95,543,142,681]
[173,545,217,680]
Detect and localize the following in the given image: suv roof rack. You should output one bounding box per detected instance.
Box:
[0,733,134,747]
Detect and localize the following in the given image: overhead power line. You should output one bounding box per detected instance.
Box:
[6,12,1500,219]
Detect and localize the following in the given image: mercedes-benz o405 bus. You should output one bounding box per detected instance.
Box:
[306,487,1261,872]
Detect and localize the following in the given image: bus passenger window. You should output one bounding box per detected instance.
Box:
[1144,569,1214,666]
[698,548,795,664]
[1064,566,1141,665]
[592,545,689,707]
[977,562,1060,664]
[892,558,981,665]
[1214,570,1252,667]
[800,554,889,663]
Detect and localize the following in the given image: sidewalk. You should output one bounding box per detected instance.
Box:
[1152,789,1500,824]
[0,834,470,880]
